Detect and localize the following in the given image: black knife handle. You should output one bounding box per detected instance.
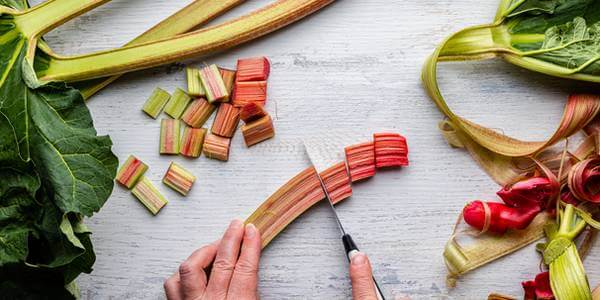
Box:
[342,234,386,300]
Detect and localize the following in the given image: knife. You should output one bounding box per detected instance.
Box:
[305,147,386,300]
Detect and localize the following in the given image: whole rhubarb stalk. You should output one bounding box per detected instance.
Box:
[0,0,334,296]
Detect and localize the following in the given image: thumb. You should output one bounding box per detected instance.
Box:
[349,252,378,300]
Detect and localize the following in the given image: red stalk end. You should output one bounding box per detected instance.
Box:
[463,201,541,234]
[320,162,352,204]
[374,133,408,168]
[232,81,267,107]
[345,141,376,182]
[181,98,216,128]
[211,103,240,138]
[240,102,268,124]
[236,57,270,82]
[241,116,275,147]
[203,134,231,161]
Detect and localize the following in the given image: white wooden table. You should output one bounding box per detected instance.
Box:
[40,0,600,299]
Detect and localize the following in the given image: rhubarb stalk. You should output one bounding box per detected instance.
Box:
[164,88,192,119]
[232,81,268,107]
[132,177,168,215]
[142,87,171,119]
[115,155,148,189]
[199,64,230,103]
[186,67,205,97]
[160,119,181,155]
[203,134,231,161]
[236,57,271,82]
[320,162,352,203]
[240,102,268,124]
[163,162,196,196]
[241,116,275,147]
[180,126,207,158]
[345,141,376,182]
[35,0,336,83]
[212,103,240,138]
[181,98,216,128]
[219,68,237,94]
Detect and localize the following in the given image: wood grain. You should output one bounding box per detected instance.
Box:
[32,0,600,299]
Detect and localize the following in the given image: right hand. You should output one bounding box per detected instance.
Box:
[349,252,379,300]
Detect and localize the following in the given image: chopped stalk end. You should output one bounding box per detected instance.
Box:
[181,98,216,128]
[219,68,237,94]
[345,141,376,182]
[212,103,240,138]
[164,88,192,119]
[374,133,409,168]
[116,155,148,189]
[241,116,275,147]
[320,162,352,204]
[142,87,171,119]
[186,67,206,97]
[180,126,207,158]
[240,102,267,124]
[160,119,181,155]
[163,162,196,196]
[236,56,270,82]
[132,177,168,215]
[203,134,231,161]
[200,64,230,103]
[232,81,267,107]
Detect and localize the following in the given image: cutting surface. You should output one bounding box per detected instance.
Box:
[37,0,600,299]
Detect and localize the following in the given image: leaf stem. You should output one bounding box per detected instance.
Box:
[14,0,111,38]
[76,0,246,99]
[36,0,334,83]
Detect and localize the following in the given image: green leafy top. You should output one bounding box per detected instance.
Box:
[0,1,117,296]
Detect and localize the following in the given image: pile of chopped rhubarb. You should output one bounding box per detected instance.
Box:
[143,56,275,162]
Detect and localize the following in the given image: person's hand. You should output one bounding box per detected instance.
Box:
[164,220,261,300]
[349,252,379,300]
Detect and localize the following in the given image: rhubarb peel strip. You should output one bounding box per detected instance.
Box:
[444,213,552,287]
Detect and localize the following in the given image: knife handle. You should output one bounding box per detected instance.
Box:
[342,234,386,300]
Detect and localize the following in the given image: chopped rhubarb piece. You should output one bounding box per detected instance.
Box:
[142,87,171,119]
[212,103,240,138]
[180,126,207,158]
[345,142,376,182]
[219,68,236,94]
[132,177,168,215]
[160,119,181,155]
[181,98,216,128]
[236,57,270,82]
[232,81,267,107]
[164,88,192,119]
[186,67,205,97]
[374,133,408,168]
[320,162,352,204]
[240,102,268,124]
[163,162,196,196]
[199,64,230,103]
[241,116,275,147]
[116,155,148,189]
[203,134,231,161]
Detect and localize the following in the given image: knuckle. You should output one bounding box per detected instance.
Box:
[212,258,236,272]
[178,261,195,276]
[234,259,258,276]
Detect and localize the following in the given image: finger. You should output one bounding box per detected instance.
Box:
[164,273,183,300]
[228,224,262,299]
[178,242,219,299]
[205,219,245,299]
[349,252,379,300]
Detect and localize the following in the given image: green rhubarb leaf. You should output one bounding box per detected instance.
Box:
[534,17,600,74]
[506,0,560,18]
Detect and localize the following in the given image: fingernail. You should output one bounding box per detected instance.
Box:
[351,252,367,265]
[245,223,256,238]
[230,219,243,229]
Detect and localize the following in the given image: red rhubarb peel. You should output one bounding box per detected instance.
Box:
[463,201,541,234]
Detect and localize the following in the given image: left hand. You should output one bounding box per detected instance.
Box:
[164,220,262,300]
